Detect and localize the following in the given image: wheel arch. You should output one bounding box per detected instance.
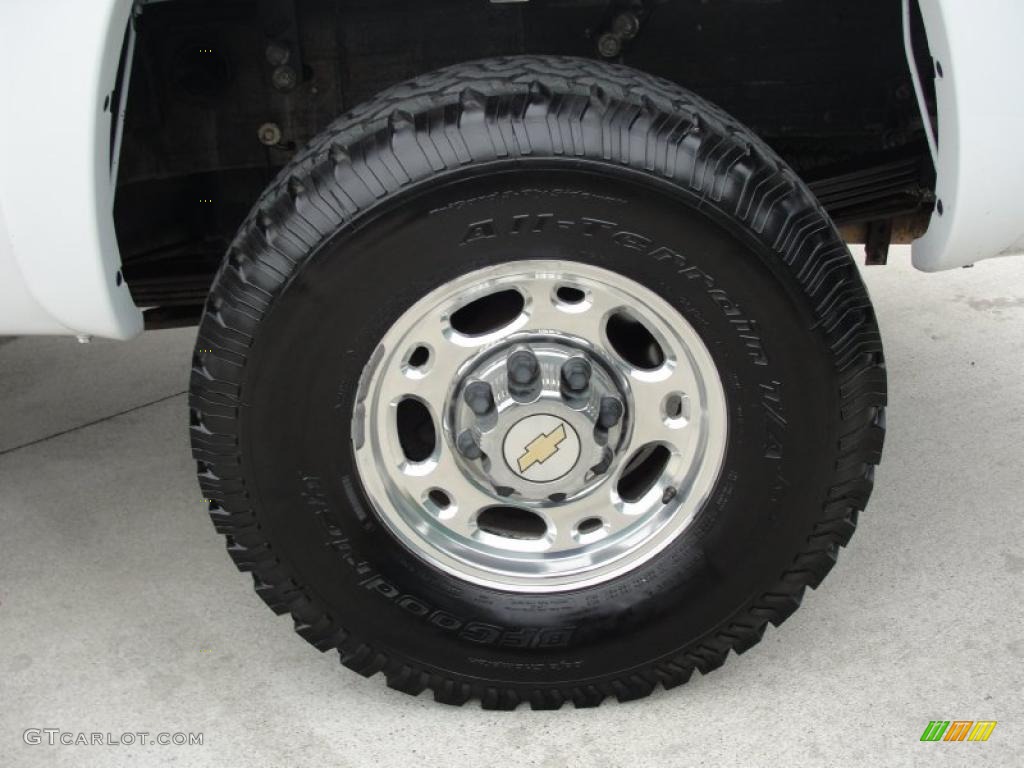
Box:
[113,0,933,330]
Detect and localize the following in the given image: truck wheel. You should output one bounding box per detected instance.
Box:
[190,56,885,708]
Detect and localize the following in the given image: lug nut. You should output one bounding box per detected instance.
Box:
[463,381,494,416]
[507,349,541,400]
[456,430,482,460]
[597,32,622,58]
[612,12,641,40]
[265,42,291,67]
[508,349,539,385]
[589,448,614,477]
[598,396,624,429]
[272,64,298,92]
[257,122,282,147]
[561,357,592,395]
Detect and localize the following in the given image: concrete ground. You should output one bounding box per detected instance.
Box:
[1,246,1022,767]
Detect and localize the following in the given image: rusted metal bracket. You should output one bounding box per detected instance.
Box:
[864,219,894,265]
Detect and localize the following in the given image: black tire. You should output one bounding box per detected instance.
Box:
[190,56,886,709]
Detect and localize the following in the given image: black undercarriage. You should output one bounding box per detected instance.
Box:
[113,0,936,327]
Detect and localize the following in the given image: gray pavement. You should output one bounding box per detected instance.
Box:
[1,246,1022,767]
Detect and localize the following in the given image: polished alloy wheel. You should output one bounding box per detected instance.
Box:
[353,260,728,592]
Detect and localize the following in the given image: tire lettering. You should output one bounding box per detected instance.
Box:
[303,474,578,649]
[760,380,786,460]
[460,219,497,245]
[460,213,769,367]
[612,230,652,251]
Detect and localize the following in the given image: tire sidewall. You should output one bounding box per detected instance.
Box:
[238,163,839,684]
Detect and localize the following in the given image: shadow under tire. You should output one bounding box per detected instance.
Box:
[189,55,886,709]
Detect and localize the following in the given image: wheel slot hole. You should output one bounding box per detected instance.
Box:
[667,395,683,419]
[664,392,690,426]
[450,289,524,336]
[427,489,451,510]
[617,444,670,502]
[477,506,547,540]
[606,311,665,370]
[577,517,603,535]
[556,285,586,304]
[407,345,430,369]
[396,398,436,462]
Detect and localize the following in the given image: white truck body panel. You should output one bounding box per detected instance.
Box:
[911,0,1024,271]
[0,0,1019,338]
[0,201,68,334]
[0,0,142,339]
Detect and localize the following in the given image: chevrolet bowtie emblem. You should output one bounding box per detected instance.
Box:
[517,423,568,473]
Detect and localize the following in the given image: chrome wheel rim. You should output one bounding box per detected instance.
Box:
[352,260,728,592]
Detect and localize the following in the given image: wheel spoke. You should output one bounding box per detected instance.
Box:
[398,444,493,539]
[521,278,618,348]
[547,517,579,551]
[625,366,702,453]
[377,319,476,408]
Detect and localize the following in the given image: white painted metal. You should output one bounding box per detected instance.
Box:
[0,0,142,338]
[0,202,70,334]
[911,0,1024,271]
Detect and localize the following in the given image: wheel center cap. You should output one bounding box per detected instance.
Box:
[502,413,582,483]
[450,338,628,500]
